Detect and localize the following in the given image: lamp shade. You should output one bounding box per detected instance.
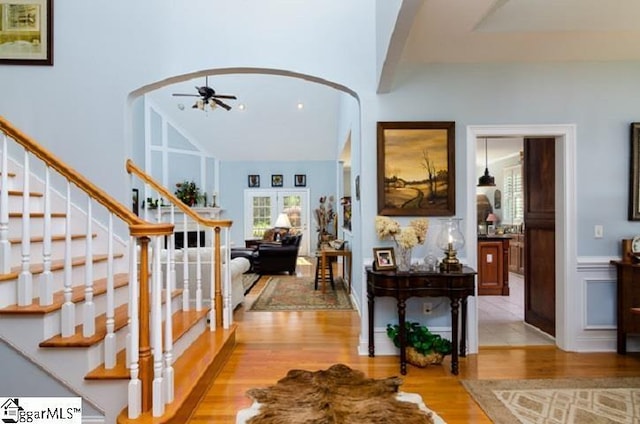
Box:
[274,213,292,228]
[486,213,498,223]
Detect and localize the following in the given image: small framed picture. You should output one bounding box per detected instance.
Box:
[294,174,306,187]
[248,175,260,187]
[373,247,396,271]
[271,174,283,187]
[132,188,139,216]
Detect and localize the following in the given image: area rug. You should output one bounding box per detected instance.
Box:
[248,276,354,311]
[242,273,261,294]
[235,363,445,423]
[462,377,640,423]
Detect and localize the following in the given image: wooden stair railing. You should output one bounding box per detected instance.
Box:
[0,116,175,419]
[125,159,234,329]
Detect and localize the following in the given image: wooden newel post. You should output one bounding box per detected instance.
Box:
[138,236,153,412]
[214,226,223,327]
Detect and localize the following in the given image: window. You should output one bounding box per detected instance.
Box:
[503,165,523,225]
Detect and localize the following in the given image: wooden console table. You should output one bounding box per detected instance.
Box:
[610,260,640,354]
[366,266,476,375]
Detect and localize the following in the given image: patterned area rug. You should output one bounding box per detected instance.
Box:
[242,273,261,294]
[248,276,354,311]
[462,377,640,423]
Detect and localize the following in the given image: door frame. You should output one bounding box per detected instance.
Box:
[466,124,577,353]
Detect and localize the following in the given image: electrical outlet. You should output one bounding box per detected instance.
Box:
[423,302,433,315]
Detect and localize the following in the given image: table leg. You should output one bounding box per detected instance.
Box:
[460,297,467,357]
[398,299,407,375]
[321,252,327,293]
[367,289,375,357]
[450,298,460,375]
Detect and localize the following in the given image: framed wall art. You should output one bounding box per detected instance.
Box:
[377,121,455,216]
[248,174,260,188]
[629,123,640,220]
[271,174,283,187]
[0,0,53,65]
[294,174,306,187]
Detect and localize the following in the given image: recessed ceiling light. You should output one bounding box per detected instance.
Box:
[297,102,304,110]
[238,103,246,111]
[177,103,185,111]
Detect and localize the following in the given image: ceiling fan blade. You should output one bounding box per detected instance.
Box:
[172,93,199,97]
[212,98,232,111]
[213,94,237,99]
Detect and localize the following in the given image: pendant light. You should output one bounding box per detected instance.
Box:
[477,137,496,187]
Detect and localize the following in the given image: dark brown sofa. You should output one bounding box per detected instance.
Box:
[252,233,302,275]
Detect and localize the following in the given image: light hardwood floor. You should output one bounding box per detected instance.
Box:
[190,262,640,423]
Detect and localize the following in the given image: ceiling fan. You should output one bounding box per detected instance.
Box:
[172,76,237,111]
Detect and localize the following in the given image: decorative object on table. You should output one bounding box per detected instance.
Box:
[145,197,159,209]
[629,123,640,220]
[341,196,352,231]
[271,174,283,187]
[294,174,306,187]
[211,191,218,207]
[485,213,498,235]
[0,0,53,66]
[239,364,439,424]
[375,215,429,272]
[631,236,640,263]
[174,180,201,206]
[273,212,292,241]
[315,195,336,248]
[386,321,452,367]
[373,247,396,270]
[436,217,465,272]
[377,121,455,217]
[622,238,633,263]
[248,174,260,187]
[330,239,346,250]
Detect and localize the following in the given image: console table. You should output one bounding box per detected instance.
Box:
[366,266,476,375]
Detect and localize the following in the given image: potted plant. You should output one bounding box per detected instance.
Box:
[174,180,201,207]
[386,321,452,367]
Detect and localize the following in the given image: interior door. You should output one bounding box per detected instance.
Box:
[523,137,556,336]
[244,189,310,256]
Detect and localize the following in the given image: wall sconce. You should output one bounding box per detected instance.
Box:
[436,218,465,273]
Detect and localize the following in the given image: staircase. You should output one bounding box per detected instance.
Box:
[0,117,236,423]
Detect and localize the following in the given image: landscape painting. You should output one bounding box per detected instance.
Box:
[377,121,455,216]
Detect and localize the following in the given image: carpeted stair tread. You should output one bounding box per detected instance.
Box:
[0,273,130,314]
[0,253,123,282]
[39,289,182,348]
[116,324,237,424]
[85,308,210,380]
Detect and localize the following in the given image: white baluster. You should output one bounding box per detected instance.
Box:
[83,198,95,337]
[181,213,189,311]
[104,214,116,369]
[126,236,136,368]
[195,223,202,311]
[61,182,75,337]
[163,235,174,405]
[152,236,164,417]
[0,134,11,274]
[222,226,232,329]
[39,166,53,305]
[17,150,32,306]
[127,238,141,420]
[168,205,176,292]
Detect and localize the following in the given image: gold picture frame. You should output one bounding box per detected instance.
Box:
[0,0,53,65]
[629,123,640,220]
[377,121,455,216]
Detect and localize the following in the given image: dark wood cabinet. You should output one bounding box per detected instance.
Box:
[478,237,510,295]
[610,260,640,354]
[508,234,525,275]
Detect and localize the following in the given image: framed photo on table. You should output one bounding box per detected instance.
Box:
[373,247,396,271]
[0,0,53,65]
[377,121,455,216]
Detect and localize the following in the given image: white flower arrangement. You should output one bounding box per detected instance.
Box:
[375,216,429,249]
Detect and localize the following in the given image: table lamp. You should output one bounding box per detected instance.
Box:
[274,213,292,241]
[436,218,465,272]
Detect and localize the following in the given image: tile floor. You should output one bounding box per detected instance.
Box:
[478,272,555,346]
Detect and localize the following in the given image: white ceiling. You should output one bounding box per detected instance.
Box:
[145,0,640,162]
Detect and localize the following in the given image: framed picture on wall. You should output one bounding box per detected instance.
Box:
[271,174,283,187]
[294,174,306,187]
[630,123,640,220]
[248,174,260,188]
[0,0,54,65]
[377,121,456,216]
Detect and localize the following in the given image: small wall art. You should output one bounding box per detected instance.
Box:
[271,174,283,187]
[0,0,53,66]
[294,174,306,187]
[248,175,260,188]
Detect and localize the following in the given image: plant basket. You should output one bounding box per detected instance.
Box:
[406,346,444,367]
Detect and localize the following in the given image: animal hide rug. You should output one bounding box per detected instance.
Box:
[244,363,434,424]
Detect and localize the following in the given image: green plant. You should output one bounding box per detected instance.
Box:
[386,321,452,356]
[174,180,201,207]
